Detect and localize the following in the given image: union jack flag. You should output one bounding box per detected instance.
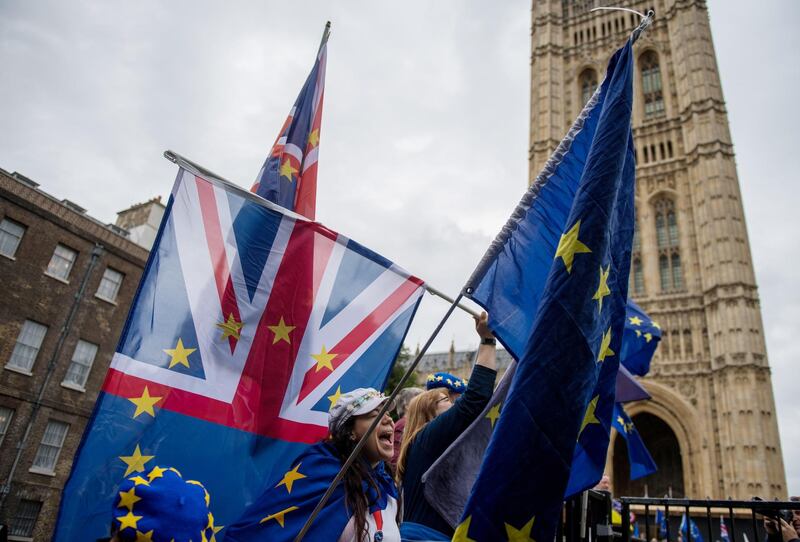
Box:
[55,165,424,540]
[251,23,328,220]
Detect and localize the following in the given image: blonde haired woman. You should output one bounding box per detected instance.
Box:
[397,312,497,541]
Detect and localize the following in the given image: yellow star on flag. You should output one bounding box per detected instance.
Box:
[597,328,615,363]
[216,313,243,341]
[579,396,600,436]
[505,515,536,542]
[453,516,477,542]
[644,332,653,343]
[308,128,320,148]
[312,345,337,372]
[120,445,154,477]
[163,338,196,369]
[555,220,592,273]
[635,330,642,337]
[485,403,502,428]
[276,463,307,494]
[628,316,643,326]
[147,465,167,482]
[279,159,298,181]
[592,265,611,313]
[130,476,149,486]
[616,415,627,432]
[651,321,661,329]
[117,487,141,512]
[260,505,299,527]
[117,510,142,531]
[327,386,343,410]
[128,386,163,419]
[135,531,154,542]
[268,317,296,345]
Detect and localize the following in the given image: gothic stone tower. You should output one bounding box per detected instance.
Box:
[530,0,786,499]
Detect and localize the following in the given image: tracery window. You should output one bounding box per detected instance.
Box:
[640,51,665,117]
[579,69,598,107]
[654,198,683,292]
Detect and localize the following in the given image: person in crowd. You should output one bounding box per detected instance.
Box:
[397,312,497,541]
[391,387,423,465]
[100,466,215,542]
[765,517,799,542]
[594,473,611,492]
[226,388,400,542]
[426,371,468,402]
[765,496,800,542]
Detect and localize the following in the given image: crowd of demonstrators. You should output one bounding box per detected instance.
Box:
[396,312,498,541]
[104,314,497,542]
[391,387,423,465]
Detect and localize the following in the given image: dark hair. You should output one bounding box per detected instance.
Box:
[329,417,382,542]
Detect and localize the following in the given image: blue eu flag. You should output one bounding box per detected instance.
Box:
[456,37,636,542]
[681,514,706,542]
[612,403,658,479]
[620,300,662,376]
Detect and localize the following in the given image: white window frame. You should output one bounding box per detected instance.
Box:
[0,217,26,259]
[45,243,77,282]
[95,267,124,303]
[30,419,69,475]
[0,406,13,447]
[6,320,48,375]
[62,340,98,391]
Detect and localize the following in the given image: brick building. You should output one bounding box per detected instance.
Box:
[0,168,150,539]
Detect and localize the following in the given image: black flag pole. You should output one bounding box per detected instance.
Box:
[294,291,464,541]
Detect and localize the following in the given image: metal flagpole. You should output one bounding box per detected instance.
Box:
[294,292,464,542]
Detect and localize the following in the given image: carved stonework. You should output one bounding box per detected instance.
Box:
[530,0,786,498]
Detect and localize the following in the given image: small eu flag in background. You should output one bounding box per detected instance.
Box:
[612,403,658,480]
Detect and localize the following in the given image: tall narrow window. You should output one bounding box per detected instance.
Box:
[46,243,78,281]
[0,406,13,446]
[656,212,667,248]
[659,254,670,291]
[31,420,69,473]
[10,500,42,537]
[672,253,683,289]
[96,267,124,302]
[633,258,644,294]
[668,210,679,246]
[63,340,99,390]
[7,320,48,373]
[654,198,683,292]
[579,69,598,107]
[0,217,26,258]
[640,50,665,117]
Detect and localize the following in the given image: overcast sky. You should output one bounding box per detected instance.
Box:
[1,1,798,495]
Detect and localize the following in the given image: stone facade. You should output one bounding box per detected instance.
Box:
[0,168,148,539]
[529,0,786,498]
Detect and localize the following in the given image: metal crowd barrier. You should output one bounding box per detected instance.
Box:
[618,497,800,542]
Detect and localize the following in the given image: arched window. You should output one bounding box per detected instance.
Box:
[579,69,598,107]
[640,51,665,117]
[654,198,683,292]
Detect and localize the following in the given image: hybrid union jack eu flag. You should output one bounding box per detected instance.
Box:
[251,23,329,220]
[54,163,424,540]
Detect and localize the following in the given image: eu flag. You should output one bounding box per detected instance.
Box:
[455,37,636,542]
[612,403,657,480]
[250,23,329,220]
[620,299,662,376]
[53,163,424,540]
[681,514,706,542]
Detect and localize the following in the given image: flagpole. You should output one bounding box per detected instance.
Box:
[294,293,464,542]
[319,20,331,51]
